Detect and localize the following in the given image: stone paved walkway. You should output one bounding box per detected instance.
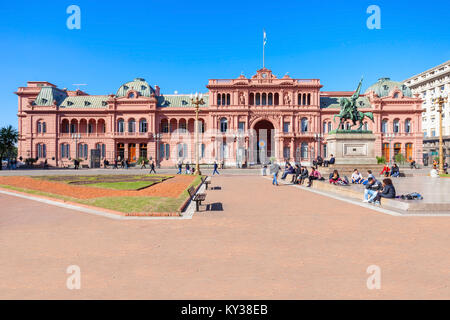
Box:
[0,175,449,299]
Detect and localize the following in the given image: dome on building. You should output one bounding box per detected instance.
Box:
[116,78,155,97]
[364,77,412,98]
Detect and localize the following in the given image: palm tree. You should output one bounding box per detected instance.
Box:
[0,125,19,170]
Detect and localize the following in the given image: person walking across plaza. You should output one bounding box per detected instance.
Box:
[212,161,220,175]
[149,160,156,174]
[177,161,182,174]
[185,162,190,174]
[270,161,281,186]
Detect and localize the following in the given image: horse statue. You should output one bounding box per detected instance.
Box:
[333,77,374,131]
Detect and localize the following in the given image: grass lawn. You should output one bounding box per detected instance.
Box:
[0,175,203,214]
[88,180,159,190]
[439,174,450,177]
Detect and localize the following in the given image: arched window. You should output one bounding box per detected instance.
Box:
[298,93,302,106]
[307,93,311,105]
[393,119,400,133]
[220,118,228,133]
[328,122,332,132]
[60,143,70,159]
[128,119,136,133]
[117,143,125,160]
[139,119,147,133]
[222,93,226,106]
[301,142,308,159]
[381,120,388,133]
[61,119,70,133]
[323,121,327,133]
[70,120,77,133]
[217,93,221,105]
[37,121,46,133]
[249,93,254,105]
[301,118,308,132]
[405,119,411,133]
[262,93,267,105]
[179,119,187,133]
[117,119,124,133]
[226,94,231,105]
[302,93,306,105]
[160,119,169,133]
[268,93,273,105]
[256,93,261,106]
[274,93,279,105]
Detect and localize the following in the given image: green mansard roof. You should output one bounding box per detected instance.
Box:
[157,94,209,108]
[33,86,68,106]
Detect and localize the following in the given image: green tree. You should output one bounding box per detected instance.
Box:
[0,125,19,170]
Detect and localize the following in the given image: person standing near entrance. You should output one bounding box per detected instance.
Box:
[149,160,156,174]
[212,161,220,175]
[270,161,281,186]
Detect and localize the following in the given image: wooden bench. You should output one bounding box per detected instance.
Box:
[202,176,211,190]
[187,186,206,212]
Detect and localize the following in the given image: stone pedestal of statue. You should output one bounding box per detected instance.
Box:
[326,130,377,165]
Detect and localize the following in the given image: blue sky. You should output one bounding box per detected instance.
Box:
[1,0,449,128]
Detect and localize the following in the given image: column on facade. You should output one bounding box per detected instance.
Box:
[290,138,294,160]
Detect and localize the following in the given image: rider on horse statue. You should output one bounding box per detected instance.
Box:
[333,77,374,131]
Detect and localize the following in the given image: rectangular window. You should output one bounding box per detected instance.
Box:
[159,143,164,159]
[161,122,169,133]
[283,146,290,159]
[238,122,245,133]
[283,122,290,133]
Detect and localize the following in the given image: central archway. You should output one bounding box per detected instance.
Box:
[254,120,275,164]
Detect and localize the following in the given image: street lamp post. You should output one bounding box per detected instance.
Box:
[190,92,205,175]
[432,95,448,175]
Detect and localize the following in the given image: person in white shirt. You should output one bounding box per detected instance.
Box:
[351,169,363,184]
[430,166,440,178]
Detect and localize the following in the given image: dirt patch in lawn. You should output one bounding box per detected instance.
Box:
[0,175,196,199]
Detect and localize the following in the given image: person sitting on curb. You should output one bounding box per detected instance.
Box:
[323,154,335,167]
[329,169,341,184]
[293,164,301,184]
[390,163,400,177]
[363,177,382,203]
[307,167,322,187]
[351,169,363,184]
[380,164,390,177]
[270,161,281,186]
[372,178,396,205]
[281,163,294,180]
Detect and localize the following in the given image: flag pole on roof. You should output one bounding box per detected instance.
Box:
[263,29,267,69]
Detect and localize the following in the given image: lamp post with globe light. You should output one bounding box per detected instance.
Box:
[190,92,205,175]
[432,95,448,175]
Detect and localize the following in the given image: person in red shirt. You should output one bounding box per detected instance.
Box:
[380,164,390,177]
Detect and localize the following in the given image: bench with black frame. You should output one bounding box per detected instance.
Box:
[187,186,207,212]
[202,176,211,190]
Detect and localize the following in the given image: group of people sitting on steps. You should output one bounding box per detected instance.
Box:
[277,162,324,187]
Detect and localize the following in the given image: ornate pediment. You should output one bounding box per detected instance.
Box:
[251,68,277,80]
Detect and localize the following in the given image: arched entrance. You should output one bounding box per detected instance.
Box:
[254,120,275,164]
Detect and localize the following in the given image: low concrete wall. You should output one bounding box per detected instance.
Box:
[304,180,448,212]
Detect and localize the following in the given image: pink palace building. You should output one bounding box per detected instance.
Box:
[15,68,424,167]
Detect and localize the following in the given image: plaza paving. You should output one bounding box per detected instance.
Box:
[0,174,449,299]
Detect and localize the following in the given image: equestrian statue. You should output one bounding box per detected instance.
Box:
[333,77,374,131]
